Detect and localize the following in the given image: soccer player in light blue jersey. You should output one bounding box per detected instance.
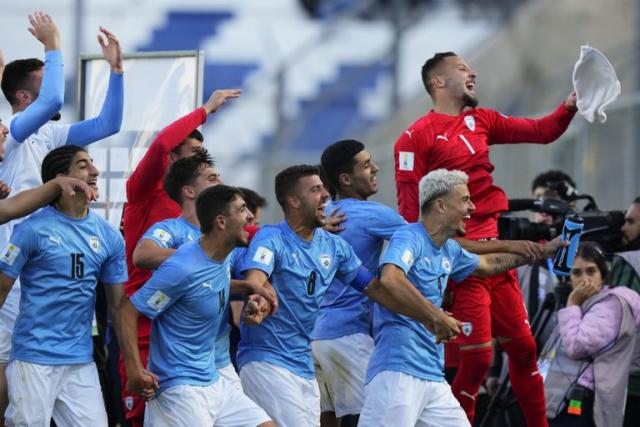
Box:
[0,145,127,426]
[0,14,125,418]
[237,164,464,427]
[132,151,275,390]
[359,169,563,427]
[118,185,275,426]
[311,139,407,426]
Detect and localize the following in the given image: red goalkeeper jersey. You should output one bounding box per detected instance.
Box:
[394,103,575,224]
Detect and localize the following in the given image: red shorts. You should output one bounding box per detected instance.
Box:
[448,213,532,345]
[448,269,531,345]
[118,316,151,422]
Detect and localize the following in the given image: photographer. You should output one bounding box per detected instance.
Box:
[541,243,640,427]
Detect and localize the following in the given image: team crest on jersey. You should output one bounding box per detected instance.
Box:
[124,396,134,410]
[320,254,331,269]
[441,257,451,273]
[0,244,20,266]
[461,322,473,336]
[89,236,100,252]
[398,151,414,171]
[464,116,475,132]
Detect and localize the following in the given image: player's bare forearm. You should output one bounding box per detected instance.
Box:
[474,253,528,277]
[370,265,441,329]
[115,297,145,375]
[0,273,16,310]
[133,240,175,270]
[454,237,508,254]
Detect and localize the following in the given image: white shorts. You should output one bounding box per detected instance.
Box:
[5,360,107,427]
[145,376,271,427]
[219,363,242,391]
[312,332,373,417]
[0,282,21,363]
[240,361,320,427]
[358,370,470,427]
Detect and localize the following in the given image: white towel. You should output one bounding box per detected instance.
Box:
[572,45,621,123]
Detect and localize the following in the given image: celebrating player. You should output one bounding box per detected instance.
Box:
[394,51,577,425]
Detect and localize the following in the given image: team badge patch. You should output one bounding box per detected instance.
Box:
[464,116,475,132]
[398,151,414,171]
[146,290,171,312]
[320,254,331,269]
[152,228,172,245]
[441,257,451,272]
[253,246,274,266]
[0,244,20,266]
[124,396,134,410]
[461,322,473,336]
[89,236,100,252]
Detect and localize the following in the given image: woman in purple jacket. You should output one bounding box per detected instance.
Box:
[543,242,640,427]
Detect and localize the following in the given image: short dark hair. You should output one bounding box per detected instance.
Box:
[164,149,214,204]
[1,58,44,106]
[274,164,320,208]
[320,139,365,192]
[170,129,204,156]
[421,52,457,96]
[531,170,577,201]
[238,187,266,215]
[41,145,87,183]
[575,242,609,282]
[196,185,244,234]
[633,196,640,205]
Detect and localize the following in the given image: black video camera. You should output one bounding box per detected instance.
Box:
[498,196,625,252]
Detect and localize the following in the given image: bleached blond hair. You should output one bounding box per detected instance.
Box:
[418,169,469,212]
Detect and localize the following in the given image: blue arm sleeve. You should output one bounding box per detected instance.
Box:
[67,72,123,146]
[347,266,374,293]
[10,50,64,143]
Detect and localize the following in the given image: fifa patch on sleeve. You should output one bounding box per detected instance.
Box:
[152,228,172,245]
[401,249,414,266]
[0,244,20,266]
[253,246,274,266]
[398,152,415,171]
[146,290,171,312]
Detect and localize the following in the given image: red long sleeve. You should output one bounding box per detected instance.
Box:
[489,103,576,146]
[126,107,207,200]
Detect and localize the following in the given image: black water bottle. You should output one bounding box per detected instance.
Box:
[552,213,584,276]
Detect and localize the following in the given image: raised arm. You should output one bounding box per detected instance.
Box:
[370,264,461,343]
[490,93,577,145]
[10,12,63,143]
[0,176,95,224]
[66,27,123,146]
[126,89,241,199]
[455,237,543,262]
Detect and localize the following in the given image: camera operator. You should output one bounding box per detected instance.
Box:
[519,171,578,318]
[609,197,640,427]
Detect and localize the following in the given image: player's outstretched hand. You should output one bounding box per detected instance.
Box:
[98,27,123,73]
[324,208,346,233]
[250,281,278,314]
[28,11,60,51]
[564,91,578,112]
[0,181,10,200]
[53,176,97,202]
[126,369,159,401]
[505,240,544,263]
[433,310,462,344]
[203,89,242,114]
[541,236,568,259]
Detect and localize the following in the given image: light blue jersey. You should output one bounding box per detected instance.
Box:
[366,223,479,383]
[313,199,406,341]
[131,240,239,395]
[141,217,233,369]
[0,206,127,365]
[238,221,362,379]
